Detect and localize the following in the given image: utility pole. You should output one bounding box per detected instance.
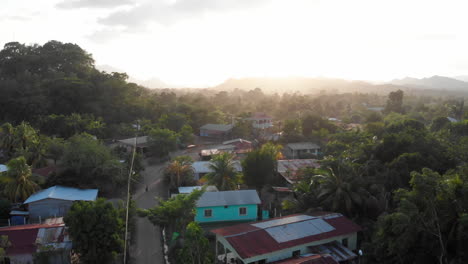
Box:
[123,121,139,264]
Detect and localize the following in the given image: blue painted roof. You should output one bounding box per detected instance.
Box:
[24,186,98,204]
[178,186,202,194]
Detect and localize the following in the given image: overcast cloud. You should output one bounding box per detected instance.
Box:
[98,0,270,29]
[56,0,133,9]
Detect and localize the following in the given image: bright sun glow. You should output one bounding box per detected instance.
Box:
[1,0,468,86]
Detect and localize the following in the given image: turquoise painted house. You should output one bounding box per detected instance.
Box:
[195,190,262,224]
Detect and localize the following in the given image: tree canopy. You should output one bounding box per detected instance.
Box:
[64,198,124,264]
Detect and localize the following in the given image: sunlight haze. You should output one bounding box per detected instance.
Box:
[1,0,468,86]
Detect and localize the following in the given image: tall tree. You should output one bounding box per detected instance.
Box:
[64,198,124,264]
[242,143,281,190]
[51,133,124,195]
[148,128,178,158]
[142,189,204,235]
[384,89,404,114]
[176,222,213,264]
[371,168,468,264]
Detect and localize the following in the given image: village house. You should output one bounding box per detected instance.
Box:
[200,124,233,138]
[24,186,98,220]
[116,135,150,153]
[195,190,266,225]
[200,139,253,160]
[0,217,71,264]
[277,159,321,185]
[245,113,273,130]
[211,213,361,264]
[192,161,243,180]
[284,142,321,159]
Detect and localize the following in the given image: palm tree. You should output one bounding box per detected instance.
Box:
[0,123,16,158]
[165,156,194,188]
[204,153,237,191]
[313,162,367,216]
[3,156,40,203]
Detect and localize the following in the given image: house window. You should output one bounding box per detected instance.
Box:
[342,238,348,247]
[239,207,247,215]
[292,250,300,258]
[204,209,212,217]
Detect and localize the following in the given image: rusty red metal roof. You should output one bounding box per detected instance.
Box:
[277,159,321,184]
[270,254,338,264]
[0,222,65,255]
[32,165,57,177]
[211,213,361,259]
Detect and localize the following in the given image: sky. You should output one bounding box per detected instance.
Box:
[1,0,468,87]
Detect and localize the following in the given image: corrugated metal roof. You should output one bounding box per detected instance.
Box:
[277,159,320,173]
[223,138,252,145]
[277,159,321,184]
[24,186,98,204]
[32,166,56,177]
[0,164,7,173]
[265,218,335,243]
[309,241,357,262]
[252,215,314,229]
[200,124,233,132]
[211,213,361,259]
[117,136,149,147]
[192,161,242,174]
[0,219,66,255]
[197,190,260,207]
[286,142,320,150]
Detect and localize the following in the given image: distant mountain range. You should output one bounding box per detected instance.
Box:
[390,75,468,91]
[212,77,404,94]
[96,63,468,93]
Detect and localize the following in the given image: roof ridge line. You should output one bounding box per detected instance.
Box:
[48,185,57,198]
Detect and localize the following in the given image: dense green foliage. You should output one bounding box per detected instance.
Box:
[64,198,124,264]
[242,143,281,189]
[47,133,125,195]
[142,189,203,231]
[2,41,468,263]
[175,222,213,264]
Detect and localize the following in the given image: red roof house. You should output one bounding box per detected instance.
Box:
[0,218,71,263]
[211,213,361,264]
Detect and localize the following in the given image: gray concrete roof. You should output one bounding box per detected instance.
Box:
[196,190,260,207]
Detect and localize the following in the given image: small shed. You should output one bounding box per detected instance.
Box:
[24,186,98,220]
